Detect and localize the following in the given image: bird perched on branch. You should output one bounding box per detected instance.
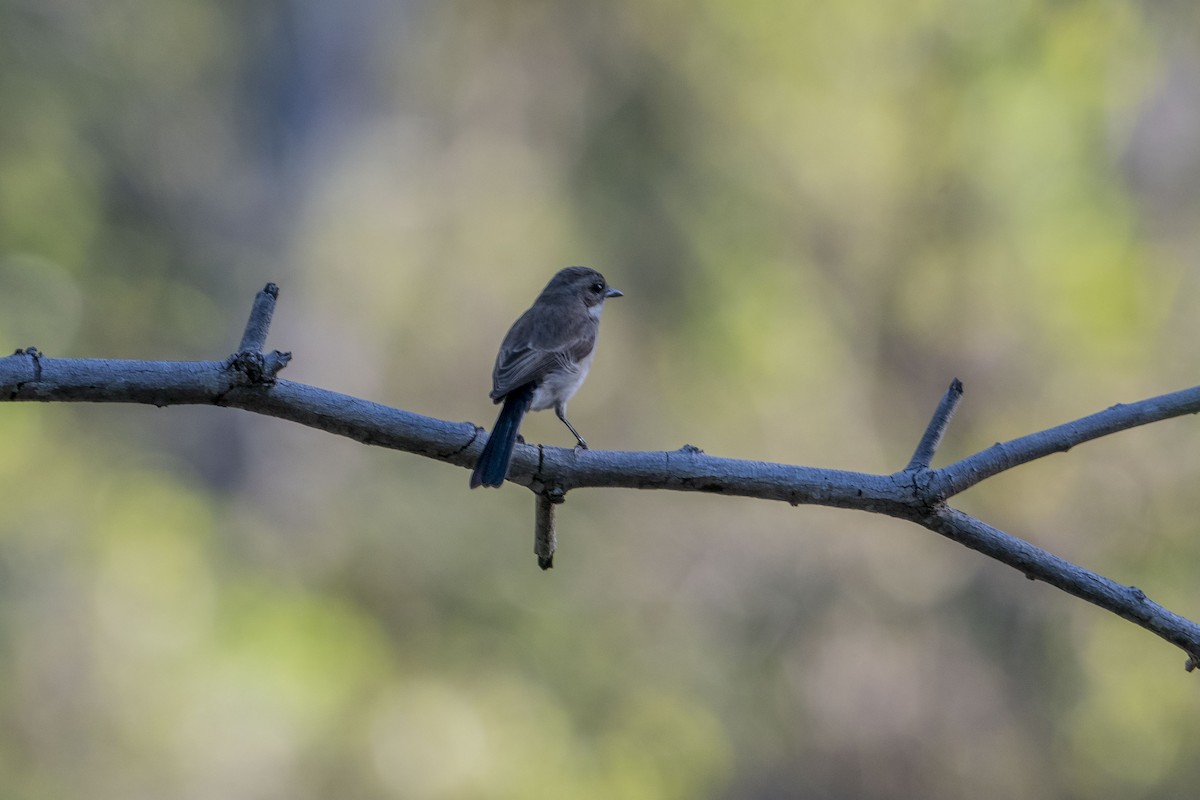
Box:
[470,266,623,489]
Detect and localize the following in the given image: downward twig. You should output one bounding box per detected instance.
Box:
[535,492,559,570]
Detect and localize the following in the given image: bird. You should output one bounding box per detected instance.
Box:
[470,266,623,489]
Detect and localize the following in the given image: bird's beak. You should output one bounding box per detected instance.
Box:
[606,287,624,298]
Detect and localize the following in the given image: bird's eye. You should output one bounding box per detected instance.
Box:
[590,281,605,294]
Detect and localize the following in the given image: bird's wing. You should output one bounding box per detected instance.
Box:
[490,347,570,399]
[490,307,597,399]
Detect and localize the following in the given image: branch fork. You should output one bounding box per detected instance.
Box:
[226,282,292,385]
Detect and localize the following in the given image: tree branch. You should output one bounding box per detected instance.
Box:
[934,386,1200,498]
[3,286,1199,670]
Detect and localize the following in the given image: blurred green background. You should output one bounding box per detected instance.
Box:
[2,0,1200,797]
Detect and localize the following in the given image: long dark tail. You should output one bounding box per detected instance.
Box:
[470,384,533,488]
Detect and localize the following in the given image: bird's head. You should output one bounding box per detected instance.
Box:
[542,266,623,313]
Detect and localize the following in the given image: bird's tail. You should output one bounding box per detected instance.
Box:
[470,384,534,488]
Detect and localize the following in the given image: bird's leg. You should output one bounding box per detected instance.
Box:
[555,405,588,450]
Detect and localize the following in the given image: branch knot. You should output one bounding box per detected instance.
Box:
[225,350,291,386]
[902,467,947,512]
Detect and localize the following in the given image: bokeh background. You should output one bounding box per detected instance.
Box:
[2,1,1200,797]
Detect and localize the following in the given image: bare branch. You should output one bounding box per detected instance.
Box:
[4,287,1200,669]
[923,508,1200,666]
[905,378,964,471]
[934,386,1200,498]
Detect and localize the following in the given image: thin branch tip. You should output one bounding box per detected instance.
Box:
[238,282,282,353]
[905,378,966,471]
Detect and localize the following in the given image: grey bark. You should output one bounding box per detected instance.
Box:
[3,285,1199,670]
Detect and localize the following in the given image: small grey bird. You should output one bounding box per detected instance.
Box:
[470,266,623,489]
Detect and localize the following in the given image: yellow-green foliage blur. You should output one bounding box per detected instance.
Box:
[2,1,1199,797]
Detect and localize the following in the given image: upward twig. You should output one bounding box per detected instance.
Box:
[238,282,280,353]
[905,378,964,471]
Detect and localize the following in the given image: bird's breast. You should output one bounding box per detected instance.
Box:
[529,350,595,411]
